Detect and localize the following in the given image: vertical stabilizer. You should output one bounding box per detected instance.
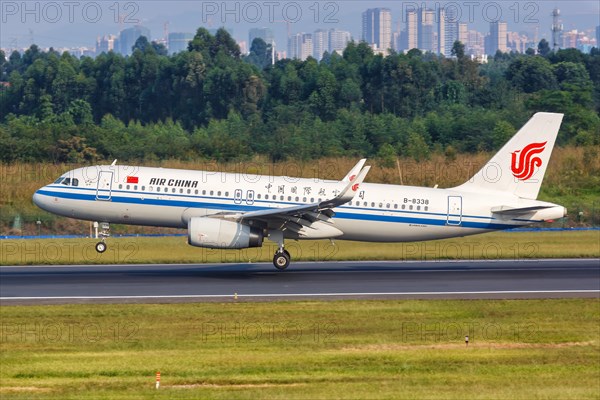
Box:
[455,112,563,200]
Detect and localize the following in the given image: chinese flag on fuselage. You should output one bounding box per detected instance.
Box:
[126,176,139,184]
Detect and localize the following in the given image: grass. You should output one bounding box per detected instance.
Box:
[0,299,598,399]
[1,230,598,266]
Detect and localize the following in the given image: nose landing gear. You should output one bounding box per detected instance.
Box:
[95,222,110,253]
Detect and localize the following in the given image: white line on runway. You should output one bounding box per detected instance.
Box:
[2,290,599,301]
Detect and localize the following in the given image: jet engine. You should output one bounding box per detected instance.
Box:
[187,217,263,249]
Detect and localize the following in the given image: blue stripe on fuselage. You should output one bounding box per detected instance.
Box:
[35,188,522,230]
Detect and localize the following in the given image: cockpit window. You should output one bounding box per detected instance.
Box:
[62,178,71,186]
[54,177,64,184]
[72,178,79,187]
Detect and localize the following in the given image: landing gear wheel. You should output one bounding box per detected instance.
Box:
[95,242,107,253]
[273,251,290,270]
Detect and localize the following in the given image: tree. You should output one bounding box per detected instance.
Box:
[132,36,151,53]
[506,56,557,93]
[538,39,551,57]
[451,41,465,59]
[152,41,168,56]
[245,38,272,70]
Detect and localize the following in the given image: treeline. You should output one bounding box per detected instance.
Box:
[0,28,599,163]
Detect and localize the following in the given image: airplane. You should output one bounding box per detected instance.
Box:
[33,112,566,270]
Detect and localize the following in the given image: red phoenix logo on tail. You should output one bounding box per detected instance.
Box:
[511,141,547,181]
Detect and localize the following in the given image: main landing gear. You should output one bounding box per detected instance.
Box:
[95,222,110,253]
[273,248,291,270]
[270,230,290,270]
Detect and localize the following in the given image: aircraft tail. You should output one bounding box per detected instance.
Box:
[455,112,563,200]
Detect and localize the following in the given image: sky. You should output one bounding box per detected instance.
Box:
[1,1,599,50]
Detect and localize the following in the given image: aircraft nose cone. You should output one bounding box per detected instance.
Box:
[32,189,49,211]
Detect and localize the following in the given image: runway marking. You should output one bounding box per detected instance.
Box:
[2,290,599,301]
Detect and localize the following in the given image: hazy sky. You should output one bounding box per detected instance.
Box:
[1,1,599,50]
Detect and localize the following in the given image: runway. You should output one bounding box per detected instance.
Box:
[1,259,598,305]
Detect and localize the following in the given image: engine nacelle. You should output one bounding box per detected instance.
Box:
[187,217,263,249]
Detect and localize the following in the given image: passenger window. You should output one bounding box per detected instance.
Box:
[118,183,122,189]
[195,190,198,195]
[126,185,130,190]
[142,186,145,191]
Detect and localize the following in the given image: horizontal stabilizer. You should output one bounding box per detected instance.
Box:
[491,205,553,215]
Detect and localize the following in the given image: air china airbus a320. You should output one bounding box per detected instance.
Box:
[33,112,566,270]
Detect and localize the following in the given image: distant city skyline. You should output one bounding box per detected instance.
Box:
[1,1,598,57]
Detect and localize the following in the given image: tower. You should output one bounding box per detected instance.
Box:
[551,8,563,51]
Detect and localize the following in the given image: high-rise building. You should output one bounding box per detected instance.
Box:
[439,7,460,56]
[487,21,507,55]
[288,33,313,60]
[458,23,468,45]
[418,8,435,53]
[96,35,117,55]
[405,9,418,51]
[362,8,392,54]
[467,30,485,56]
[118,26,150,56]
[313,29,329,60]
[328,29,352,55]
[507,32,530,53]
[168,32,194,54]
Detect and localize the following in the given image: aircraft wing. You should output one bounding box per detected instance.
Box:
[218,163,370,237]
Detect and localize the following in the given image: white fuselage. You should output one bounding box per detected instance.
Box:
[33,165,566,242]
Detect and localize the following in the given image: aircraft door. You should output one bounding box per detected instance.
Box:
[446,196,462,226]
[96,171,113,201]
